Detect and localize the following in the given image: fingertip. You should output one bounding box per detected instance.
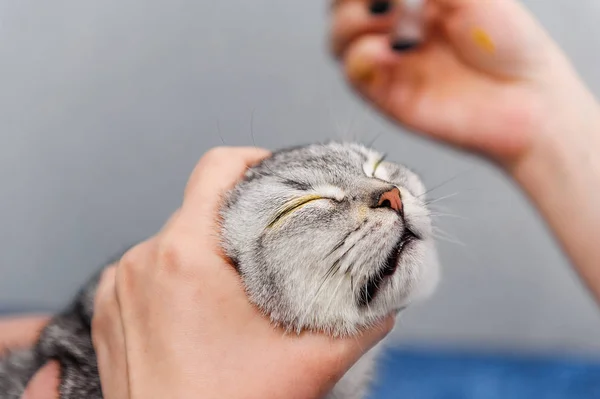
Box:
[351,315,396,353]
[22,361,60,399]
[330,0,397,60]
[229,146,272,165]
[344,34,400,103]
[370,315,396,342]
[345,34,386,84]
[184,146,271,202]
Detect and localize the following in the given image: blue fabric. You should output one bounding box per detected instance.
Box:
[368,348,600,399]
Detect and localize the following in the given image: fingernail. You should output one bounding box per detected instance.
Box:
[472,27,495,53]
[348,56,377,85]
[391,40,420,52]
[369,1,392,15]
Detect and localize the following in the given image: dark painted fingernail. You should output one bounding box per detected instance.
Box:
[369,1,392,15]
[391,40,420,52]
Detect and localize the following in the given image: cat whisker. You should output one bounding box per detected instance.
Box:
[432,234,466,247]
[247,110,299,184]
[418,168,475,199]
[428,203,454,214]
[364,284,372,315]
[322,275,347,331]
[215,118,227,145]
[326,230,355,259]
[326,101,345,139]
[367,130,385,148]
[432,227,466,247]
[429,212,468,220]
[296,256,345,330]
[426,192,460,206]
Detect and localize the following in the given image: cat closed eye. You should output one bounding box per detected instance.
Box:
[267,195,333,228]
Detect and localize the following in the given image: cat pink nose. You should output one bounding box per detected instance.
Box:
[378,187,403,214]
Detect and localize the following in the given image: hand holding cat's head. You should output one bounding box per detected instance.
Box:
[220,142,440,336]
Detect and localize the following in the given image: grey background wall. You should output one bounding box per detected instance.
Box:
[1,0,599,355]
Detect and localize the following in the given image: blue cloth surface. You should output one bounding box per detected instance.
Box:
[368,348,600,399]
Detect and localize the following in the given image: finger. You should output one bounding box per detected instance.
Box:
[180,146,270,229]
[333,315,395,361]
[184,146,269,205]
[354,315,396,351]
[438,0,551,79]
[433,0,494,13]
[92,267,129,399]
[21,361,60,399]
[293,315,395,393]
[344,33,415,111]
[0,317,49,351]
[330,0,397,59]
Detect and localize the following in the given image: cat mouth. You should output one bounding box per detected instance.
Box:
[358,228,419,307]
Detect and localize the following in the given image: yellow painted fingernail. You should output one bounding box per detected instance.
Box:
[472,28,495,53]
[348,56,377,85]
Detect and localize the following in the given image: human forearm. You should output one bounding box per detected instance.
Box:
[512,76,600,301]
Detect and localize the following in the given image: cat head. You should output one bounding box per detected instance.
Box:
[220,142,439,336]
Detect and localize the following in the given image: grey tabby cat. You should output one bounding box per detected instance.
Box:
[0,141,440,399]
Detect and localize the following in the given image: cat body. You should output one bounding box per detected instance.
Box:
[0,142,440,398]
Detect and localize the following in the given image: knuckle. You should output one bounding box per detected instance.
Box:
[156,231,188,275]
[119,245,143,276]
[116,242,150,292]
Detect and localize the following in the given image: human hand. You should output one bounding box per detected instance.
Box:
[330,0,598,167]
[0,316,59,399]
[92,147,394,399]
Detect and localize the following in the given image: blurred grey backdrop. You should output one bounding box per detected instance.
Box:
[1,0,599,355]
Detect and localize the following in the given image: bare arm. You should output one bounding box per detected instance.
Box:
[330,0,600,303]
[513,85,600,301]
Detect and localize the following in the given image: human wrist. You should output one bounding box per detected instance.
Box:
[511,79,600,190]
[511,104,600,213]
[509,45,600,178]
[509,78,600,297]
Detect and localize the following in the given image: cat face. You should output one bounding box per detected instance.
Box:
[220,142,439,336]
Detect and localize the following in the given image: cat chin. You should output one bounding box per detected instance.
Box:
[369,238,440,316]
[406,239,440,303]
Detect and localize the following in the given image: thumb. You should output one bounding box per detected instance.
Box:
[300,315,396,398]
[314,315,396,370]
[21,361,60,399]
[435,0,554,79]
[343,315,396,361]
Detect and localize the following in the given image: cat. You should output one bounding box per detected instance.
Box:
[0,141,440,399]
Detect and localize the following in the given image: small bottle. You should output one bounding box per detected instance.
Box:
[392,0,425,51]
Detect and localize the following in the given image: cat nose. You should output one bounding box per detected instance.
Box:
[377,187,403,214]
